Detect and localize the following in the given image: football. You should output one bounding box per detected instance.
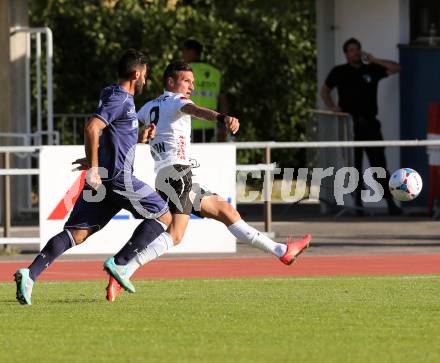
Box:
[389,168,423,201]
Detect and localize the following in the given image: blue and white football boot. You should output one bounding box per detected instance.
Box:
[14,268,34,305]
[103,257,135,293]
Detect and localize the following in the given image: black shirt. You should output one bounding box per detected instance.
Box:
[325,63,388,117]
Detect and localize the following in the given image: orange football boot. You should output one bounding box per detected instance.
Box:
[106,275,123,302]
[279,234,312,265]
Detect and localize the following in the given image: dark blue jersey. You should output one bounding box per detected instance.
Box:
[93,84,139,179]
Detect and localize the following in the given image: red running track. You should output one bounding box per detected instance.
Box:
[1,254,440,282]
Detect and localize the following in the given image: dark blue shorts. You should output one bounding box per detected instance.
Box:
[64,172,168,231]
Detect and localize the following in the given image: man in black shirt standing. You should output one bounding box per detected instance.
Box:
[320,38,402,215]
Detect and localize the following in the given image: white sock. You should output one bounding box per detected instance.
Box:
[227,219,287,257]
[125,232,174,277]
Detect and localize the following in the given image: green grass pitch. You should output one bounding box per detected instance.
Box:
[1,276,440,363]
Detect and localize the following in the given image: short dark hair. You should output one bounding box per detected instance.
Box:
[343,38,361,53]
[117,48,148,80]
[163,61,193,87]
[183,39,203,56]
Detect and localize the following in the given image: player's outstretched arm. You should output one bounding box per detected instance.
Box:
[181,103,239,134]
[181,103,219,121]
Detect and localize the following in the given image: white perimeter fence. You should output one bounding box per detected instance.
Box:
[2,138,440,246]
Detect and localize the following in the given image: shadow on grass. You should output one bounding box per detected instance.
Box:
[0,297,105,305]
[0,299,20,304]
[49,297,103,304]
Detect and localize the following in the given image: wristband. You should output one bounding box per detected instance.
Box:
[216,114,226,123]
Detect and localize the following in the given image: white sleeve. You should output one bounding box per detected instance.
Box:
[172,94,194,113]
[137,104,150,126]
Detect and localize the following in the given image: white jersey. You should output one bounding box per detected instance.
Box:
[138,91,194,171]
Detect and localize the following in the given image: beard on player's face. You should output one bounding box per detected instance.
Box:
[134,66,147,95]
[135,79,143,94]
[134,74,146,95]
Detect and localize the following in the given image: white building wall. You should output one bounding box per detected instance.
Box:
[317,0,410,174]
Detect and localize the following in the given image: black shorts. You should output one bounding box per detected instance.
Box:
[65,172,169,232]
[155,164,213,217]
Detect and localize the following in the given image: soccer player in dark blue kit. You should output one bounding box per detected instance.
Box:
[14,49,172,305]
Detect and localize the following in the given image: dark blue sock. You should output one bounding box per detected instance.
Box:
[28,230,74,281]
[114,219,164,265]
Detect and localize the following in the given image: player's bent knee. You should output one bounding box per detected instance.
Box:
[220,203,241,224]
[68,228,94,244]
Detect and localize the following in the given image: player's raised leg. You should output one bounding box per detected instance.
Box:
[199,194,311,265]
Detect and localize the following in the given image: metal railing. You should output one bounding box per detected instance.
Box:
[0,132,59,217]
[10,27,54,145]
[0,131,60,147]
[54,114,90,145]
[55,113,221,145]
[234,139,440,232]
[2,139,440,246]
[1,147,40,245]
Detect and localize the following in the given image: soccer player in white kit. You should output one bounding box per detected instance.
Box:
[105,61,311,301]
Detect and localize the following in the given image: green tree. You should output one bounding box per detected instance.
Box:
[30,0,316,167]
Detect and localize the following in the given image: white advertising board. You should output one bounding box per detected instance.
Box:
[39,144,236,254]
